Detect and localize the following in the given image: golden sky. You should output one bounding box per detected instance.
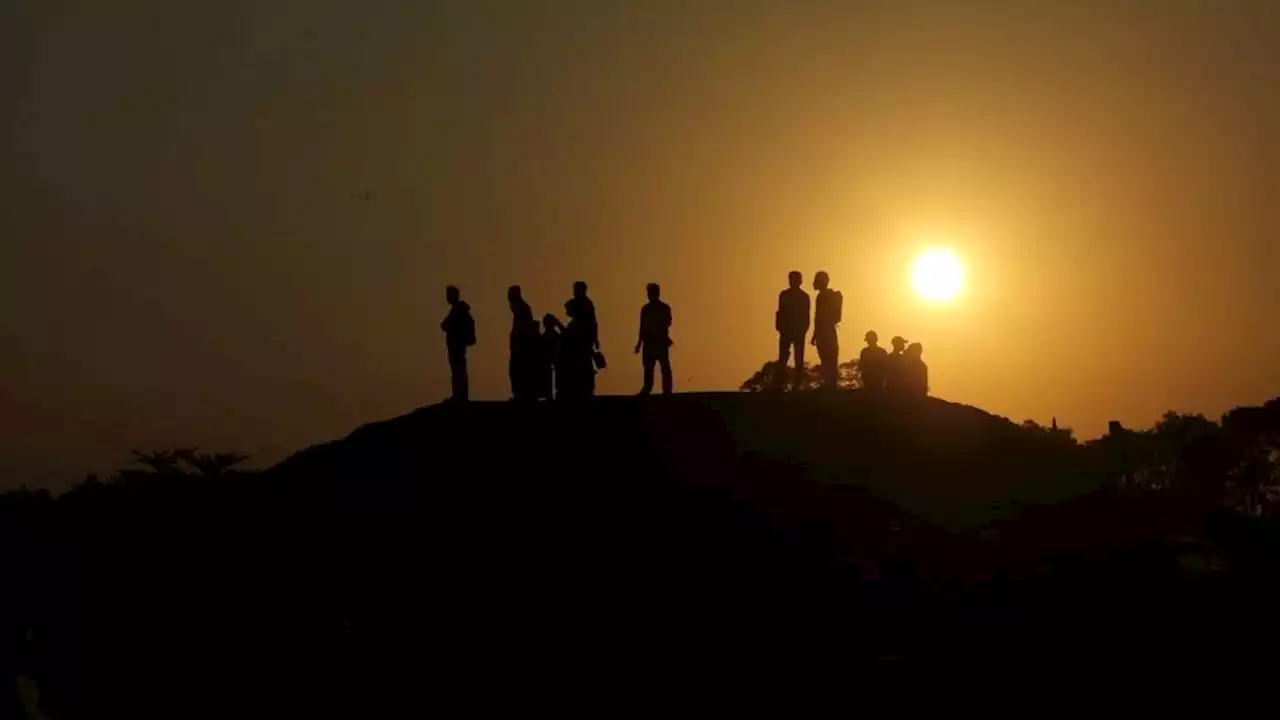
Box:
[3,1,1279,486]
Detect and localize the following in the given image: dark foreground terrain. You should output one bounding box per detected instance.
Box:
[4,392,1279,715]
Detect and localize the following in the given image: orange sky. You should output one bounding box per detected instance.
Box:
[3,1,1279,488]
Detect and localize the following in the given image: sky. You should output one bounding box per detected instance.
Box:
[3,0,1279,489]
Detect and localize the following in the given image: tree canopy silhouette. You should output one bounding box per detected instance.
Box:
[739,358,861,392]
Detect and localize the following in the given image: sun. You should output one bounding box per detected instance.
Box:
[911,247,965,303]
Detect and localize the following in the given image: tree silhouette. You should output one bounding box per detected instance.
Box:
[739,359,861,392]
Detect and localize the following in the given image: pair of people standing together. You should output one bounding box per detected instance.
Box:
[776,270,843,390]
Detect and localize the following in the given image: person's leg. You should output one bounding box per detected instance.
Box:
[776,335,792,388]
[659,351,673,395]
[449,347,469,401]
[793,337,806,389]
[819,338,838,389]
[641,351,656,395]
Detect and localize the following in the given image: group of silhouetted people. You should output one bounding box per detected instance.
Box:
[775,270,927,395]
[443,271,925,402]
[443,280,637,402]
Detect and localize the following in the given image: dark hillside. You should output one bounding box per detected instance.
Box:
[6,392,1272,716]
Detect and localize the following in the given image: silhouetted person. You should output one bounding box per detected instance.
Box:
[775,270,811,389]
[634,282,674,395]
[560,299,597,399]
[902,342,928,396]
[540,314,562,400]
[811,271,842,389]
[507,285,539,401]
[859,330,888,392]
[441,285,475,402]
[566,281,599,352]
[886,335,908,393]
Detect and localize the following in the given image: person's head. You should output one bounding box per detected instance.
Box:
[542,314,559,332]
[788,271,803,289]
[907,342,923,358]
[507,285,522,304]
[865,330,879,346]
[446,285,460,305]
[573,281,588,298]
[646,282,661,301]
[813,271,829,291]
[891,336,907,352]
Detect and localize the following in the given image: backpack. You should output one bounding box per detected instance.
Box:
[460,312,477,347]
[831,290,843,325]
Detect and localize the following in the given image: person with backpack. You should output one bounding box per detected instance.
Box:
[634,282,674,395]
[775,270,812,390]
[811,271,843,390]
[441,285,476,402]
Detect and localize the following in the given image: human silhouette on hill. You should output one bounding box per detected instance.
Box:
[440,286,475,402]
[903,342,928,396]
[859,330,888,392]
[775,270,811,390]
[635,283,674,395]
[559,299,597,399]
[566,281,600,353]
[887,335,908,393]
[811,271,842,390]
[507,285,539,401]
[540,314,562,400]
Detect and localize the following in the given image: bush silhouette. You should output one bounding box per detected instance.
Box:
[739,358,861,391]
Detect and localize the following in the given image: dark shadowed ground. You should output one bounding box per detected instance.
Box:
[5,392,1275,716]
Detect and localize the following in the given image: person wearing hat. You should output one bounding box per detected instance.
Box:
[886,335,908,394]
[859,330,889,392]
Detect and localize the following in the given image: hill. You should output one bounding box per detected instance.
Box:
[7,391,1275,716]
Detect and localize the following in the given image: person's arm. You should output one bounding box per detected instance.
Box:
[635,308,644,353]
[801,294,812,336]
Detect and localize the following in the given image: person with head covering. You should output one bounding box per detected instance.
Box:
[886,335,908,393]
[859,330,888,392]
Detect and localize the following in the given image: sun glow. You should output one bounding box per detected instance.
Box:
[911,247,965,303]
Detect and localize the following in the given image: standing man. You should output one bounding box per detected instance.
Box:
[507,285,538,400]
[811,271,843,390]
[568,281,599,353]
[634,282,674,395]
[441,285,476,402]
[776,270,811,390]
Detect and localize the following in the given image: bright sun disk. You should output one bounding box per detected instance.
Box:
[911,247,964,303]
